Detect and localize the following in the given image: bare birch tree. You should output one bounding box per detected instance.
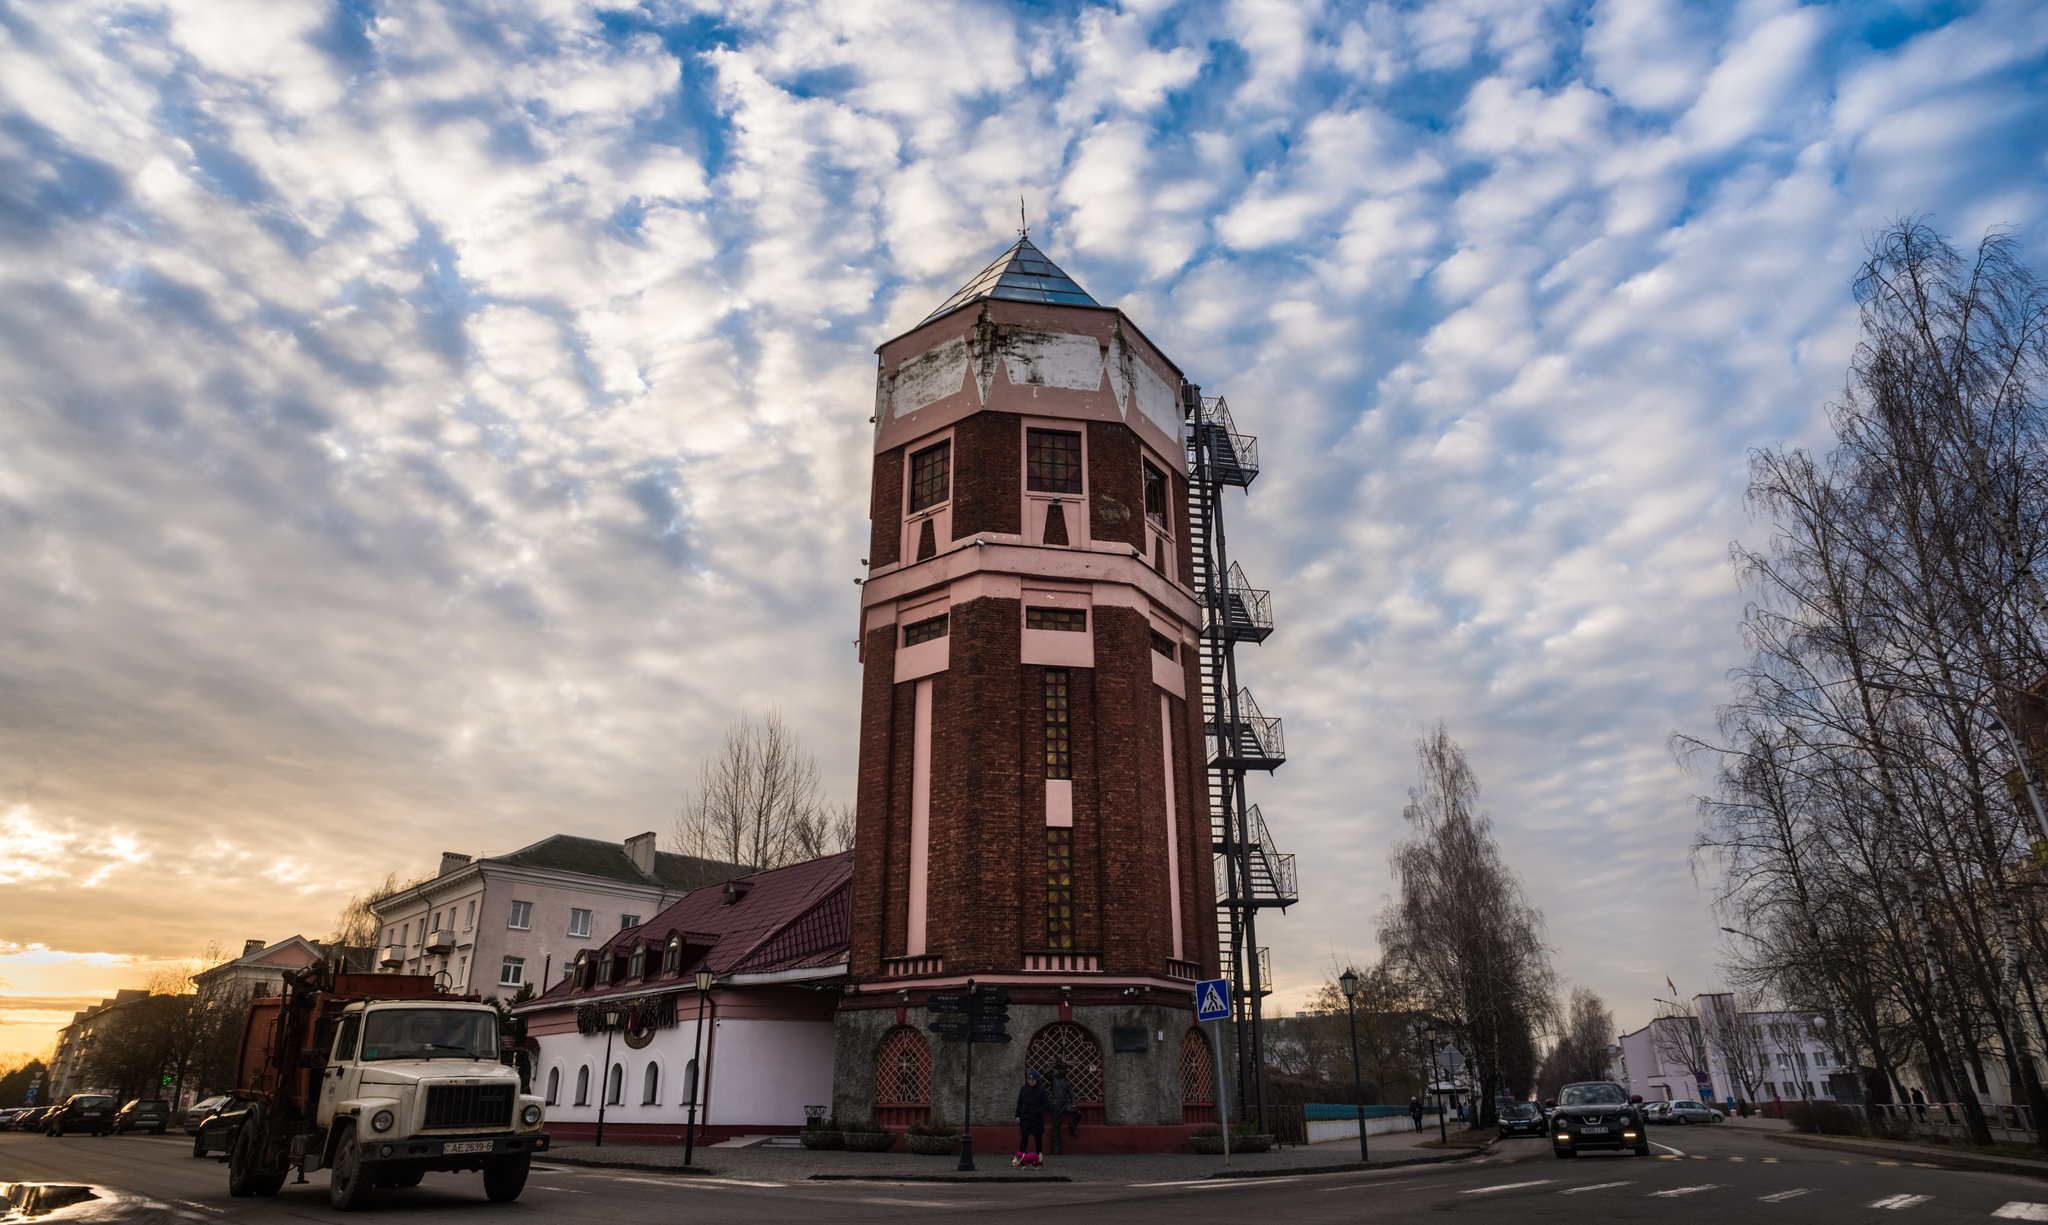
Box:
[671,710,851,871]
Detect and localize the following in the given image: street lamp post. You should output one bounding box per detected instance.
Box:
[1338,969,1369,1162]
[595,1006,622,1148]
[1423,1025,1446,1143]
[684,969,713,1168]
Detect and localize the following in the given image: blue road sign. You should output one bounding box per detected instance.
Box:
[1195,978,1231,1022]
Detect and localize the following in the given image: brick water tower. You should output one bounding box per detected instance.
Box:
[831,236,1225,1140]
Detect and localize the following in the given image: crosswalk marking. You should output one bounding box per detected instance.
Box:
[1462,1180,1552,1194]
[1869,1194,1934,1209]
[1759,1189,1814,1202]
[1648,1185,1721,1198]
[1992,1205,2048,1220]
[1560,1182,1632,1195]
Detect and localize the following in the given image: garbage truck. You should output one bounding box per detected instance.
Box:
[204,959,548,1210]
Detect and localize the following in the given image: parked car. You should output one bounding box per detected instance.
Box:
[0,1108,31,1131]
[182,1095,233,1135]
[11,1107,50,1132]
[1498,1101,1547,1137]
[1547,1081,1650,1159]
[1641,1101,1673,1123]
[114,1099,171,1135]
[44,1094,117,1137]
[1666,1099,1723,1124]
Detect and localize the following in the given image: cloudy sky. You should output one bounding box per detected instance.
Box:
[3,0,2044,1062]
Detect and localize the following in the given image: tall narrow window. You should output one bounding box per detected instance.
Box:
[642,1063,660,1105]
[464,900,475,929]
[545,1067,560,1106]
[1043,669,1071,779]
[575,1066,590,1106]
[664,935,681,973]
[1143,461,1167,523]
[627,941,645,979]
[607,1064,624,1106]
[1026,430,1083,493]
[1047,827,1074,950]
[909,441,951,511]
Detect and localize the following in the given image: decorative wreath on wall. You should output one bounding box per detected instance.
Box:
[574,994,678,1039]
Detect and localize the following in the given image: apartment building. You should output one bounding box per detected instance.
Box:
[371,832,734,997]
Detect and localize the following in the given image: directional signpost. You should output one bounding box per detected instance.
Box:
[927,981,1012,1170]
[1195,978,1232,1164]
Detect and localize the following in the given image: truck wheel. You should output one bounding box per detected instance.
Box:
[228,1121,286,1197]
[328,1128,373,1211]
[482,1155,530,1203]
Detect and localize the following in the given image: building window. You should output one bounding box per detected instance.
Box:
[575,1066,590,1106]
[508,902,532,931]
[546,1067,560,1106]
[431,912,441,932]
[401,922,410,947]
[458,956,467,987]
[909,441,952,512]
[1043,669,1071,779]
[607,1064,624,1106]
[621,914,640,930]
[1026,607,1085,632]
[465,900,475,930]
[680,1058,699,1106]
[1026,429,1082,493]
[628,942,645,979]
[1047,827,1074,950]
[598,952,613,986]
[500,957,525,986]
[1143,461,1168,524]
[569,909,592,938]
[663,935,681,974]
[1150,631,1176,659]
[642,1063,660,1105]
[903,614,949,646]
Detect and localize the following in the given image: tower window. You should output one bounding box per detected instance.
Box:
[1026,430,1083,493]
[904,614,949,646]
[1150,631,1176,659]
[1143,461,1168,523]
[1026,607,1086,632]
[1047,827,1074,950]
[909,441,951,512]
[1043,668,1071,779]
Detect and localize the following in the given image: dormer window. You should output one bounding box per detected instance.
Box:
[597,952,613,986]
[1027,430,1082,493]
[628,941,645,980]
[909,441,951,512]
[573,953,589,990]
[664,934,681,974]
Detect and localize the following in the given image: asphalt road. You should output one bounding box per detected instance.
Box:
[6,1124,2048,1222]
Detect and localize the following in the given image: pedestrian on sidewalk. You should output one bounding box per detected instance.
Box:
[1910,1087,1927,1122]
[1014,1070,1050,1168]
[1410,1097,1423,1132]
[1048,1061,1079,1154]
[1771,1091,1782,1119]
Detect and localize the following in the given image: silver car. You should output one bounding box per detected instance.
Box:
[1666,1099,1723,1124]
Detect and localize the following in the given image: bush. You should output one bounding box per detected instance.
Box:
[1783,1101,1864,1136]
[835,1118,886,1133]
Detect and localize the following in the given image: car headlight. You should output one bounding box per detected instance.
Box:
[522,1105,542,1126]
[370,1110,394,1133]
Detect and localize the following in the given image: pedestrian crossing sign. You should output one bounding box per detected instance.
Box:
[1195,978,1230,1022]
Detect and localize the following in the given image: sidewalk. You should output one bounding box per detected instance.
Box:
[539,1123,1481,1183]
[1766,1131,2048,1181]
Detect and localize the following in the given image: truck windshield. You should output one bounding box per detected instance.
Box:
[360,1010,498,1061]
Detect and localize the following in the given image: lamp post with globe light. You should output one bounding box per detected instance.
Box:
[1423,1025,1446,1142]
[1338,969,1369,1161]
[595,1006,622,1148]
[684,969,713,1167]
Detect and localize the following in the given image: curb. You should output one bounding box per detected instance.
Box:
[532,1157,721,1176]
[809,1173,1070,1183]
[1207,1143,1493,1179]
[1767,1132,2048,1180]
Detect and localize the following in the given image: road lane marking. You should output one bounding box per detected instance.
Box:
[1560,1182,1632,1194]
[535,1186,590,1193]
[170,1202,224,1215]
[1648,1184,1721,1197]
[1319,1180,1456,1193]
[609,1176,787,1188]
[1869,1194,1934,1209]
[1762,1158,1779,1163]
[1652,1142,1685,1156]
[1878,1160,1901,1166]
[1759,1189,1814,1202]
[1462,1180,1552,1194]
[860,1199,979,1208]
[1992,1204,2048,1220]
[1129,1177,1302,1188]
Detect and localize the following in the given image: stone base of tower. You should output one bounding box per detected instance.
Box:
[833,985,1211,1148]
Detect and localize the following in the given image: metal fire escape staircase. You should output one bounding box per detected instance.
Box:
[1183,386,1295,1129]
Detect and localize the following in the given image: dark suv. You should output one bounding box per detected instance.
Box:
[44,1094,117,1137]
[1546,1081,1648,1158]
[114,1099,170,1134]
[1497,1100,1546,1137]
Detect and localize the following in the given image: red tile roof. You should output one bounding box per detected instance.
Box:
[528,852,851,1006]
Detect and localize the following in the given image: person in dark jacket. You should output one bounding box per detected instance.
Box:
[1409,1096,1424,1132]
[1015,1070,1050,1166]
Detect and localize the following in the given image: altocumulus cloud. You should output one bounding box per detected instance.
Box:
[0,0,2044,1041]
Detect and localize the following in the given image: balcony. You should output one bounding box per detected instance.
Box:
[423,934,455,956]
[1203,563,1273,644]
[379,947,404,969]
[1207,688,1285,770]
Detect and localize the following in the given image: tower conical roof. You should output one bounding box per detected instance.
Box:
[921,236,1099,325]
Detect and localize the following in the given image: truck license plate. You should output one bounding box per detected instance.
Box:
[443,1141,492,1154]
[1581,1126,1608,1134]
